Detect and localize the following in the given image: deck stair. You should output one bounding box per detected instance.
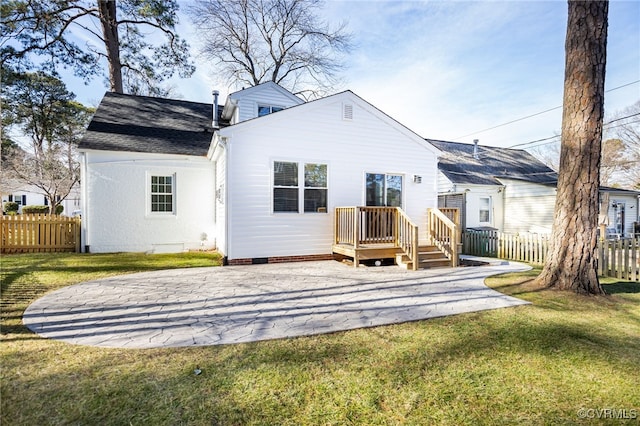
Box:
[396,245,452,270]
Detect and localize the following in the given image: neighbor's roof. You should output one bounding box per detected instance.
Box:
[427,139,558,186]
[79,92,222,156]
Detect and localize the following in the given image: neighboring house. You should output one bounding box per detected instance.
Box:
[1,184,81,215]
[431,139,639,237]
[79,82,441,263]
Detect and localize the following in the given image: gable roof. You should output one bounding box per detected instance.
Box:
[220,89,442,156]
[428,139,558,186]
[79,92,218,156]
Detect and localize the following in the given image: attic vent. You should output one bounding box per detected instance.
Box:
[343,103,353,120]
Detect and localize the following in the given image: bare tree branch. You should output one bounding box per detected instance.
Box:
[189,0,351,98]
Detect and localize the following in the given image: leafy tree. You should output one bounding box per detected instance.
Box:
[535,0,608,295]
[189,0,352,99]
[1,0,194,96]
[1,70,93,213]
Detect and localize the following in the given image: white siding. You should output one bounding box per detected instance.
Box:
[437,171,455,192]
[83,150,216,253]
[502,179,556,233]
[220,92,439,260]
[445,184,504,230]
[230,82,303,123]
[604,193,639,237]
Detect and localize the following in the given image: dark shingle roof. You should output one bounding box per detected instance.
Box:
[79,92,218,156]
[427,139,558,186]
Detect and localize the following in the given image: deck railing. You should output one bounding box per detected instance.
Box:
[427,208,459,267]
[335,207,418,269]
[396,208,419,270]
[335,206,399,247]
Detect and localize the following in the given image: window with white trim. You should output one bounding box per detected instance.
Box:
[258,105,284,117]
[479,197,490,223]
[150,175,175,213]
[273,161,327,213]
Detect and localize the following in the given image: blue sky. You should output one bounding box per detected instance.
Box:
[68,0,640,149]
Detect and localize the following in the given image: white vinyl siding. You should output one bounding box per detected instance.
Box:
[502,179,556,233]
[230,82,303,122]
[221,92,439,260]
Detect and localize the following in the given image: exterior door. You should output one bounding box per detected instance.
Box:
[366,173,403,207]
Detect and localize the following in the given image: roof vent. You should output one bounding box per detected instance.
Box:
[473,139,479,160]
[343,103,353,120]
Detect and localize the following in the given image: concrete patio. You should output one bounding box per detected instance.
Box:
[23,259,531,349]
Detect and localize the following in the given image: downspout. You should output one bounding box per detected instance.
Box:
[79,151,89,252]
[221,136,230,264]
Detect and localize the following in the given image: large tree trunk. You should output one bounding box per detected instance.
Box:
[535,0,608,295]
[98,0,124,93]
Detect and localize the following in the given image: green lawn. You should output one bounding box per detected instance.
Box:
[1,253,639,425]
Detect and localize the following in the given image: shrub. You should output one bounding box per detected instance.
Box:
[3,201,19,214]
[22,205,51,214]
[55,204,64,215]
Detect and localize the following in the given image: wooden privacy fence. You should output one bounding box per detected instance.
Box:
[463,230,639,282]
[1,214,81,253]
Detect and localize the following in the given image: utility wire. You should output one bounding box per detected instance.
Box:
[509,115,640,150]
[453,80,640,140]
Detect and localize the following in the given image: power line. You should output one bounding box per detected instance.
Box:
[508,116,640,151]
[453,80,640,140]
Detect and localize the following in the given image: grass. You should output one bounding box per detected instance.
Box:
[1,253,639,425]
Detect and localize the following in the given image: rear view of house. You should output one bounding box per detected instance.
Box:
[80,82,446,266]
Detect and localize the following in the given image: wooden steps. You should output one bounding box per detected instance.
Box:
[396,245,452,270]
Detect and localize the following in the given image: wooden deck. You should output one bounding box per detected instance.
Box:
[332,242,402,262]
[333,206,460,269]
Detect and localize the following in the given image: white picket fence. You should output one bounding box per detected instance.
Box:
[463,230,639,282]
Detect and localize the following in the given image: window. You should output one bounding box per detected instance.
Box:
[273,162,298,212]
[304,163,327,212]
[258,105,283,117]
[150,175,174,213]
[366,173,403,207]
[479,197,490,223]
[273,161,327,213]
[9,194,26,206]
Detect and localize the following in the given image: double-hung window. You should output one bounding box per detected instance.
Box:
[273,161,327,213]
[150,175,175,213]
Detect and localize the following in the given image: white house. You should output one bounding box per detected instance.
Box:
[432,139,640,237]
[79,82,442,264]
[1,184,81,216]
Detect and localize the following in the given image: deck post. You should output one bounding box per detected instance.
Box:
[353,207,360,267]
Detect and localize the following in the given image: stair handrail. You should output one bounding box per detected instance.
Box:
[427,208,459,267]
[396,207,419,271]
